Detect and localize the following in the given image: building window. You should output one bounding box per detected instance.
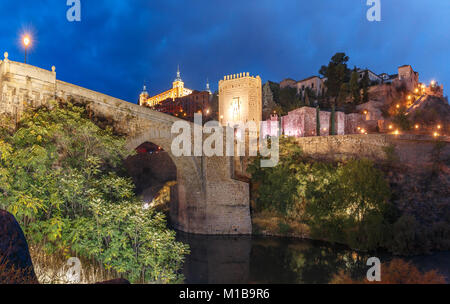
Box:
[232,97,241,121]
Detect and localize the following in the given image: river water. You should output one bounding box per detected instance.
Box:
[176,232,450,284]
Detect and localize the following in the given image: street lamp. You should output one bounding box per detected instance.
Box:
[23,35,31,64]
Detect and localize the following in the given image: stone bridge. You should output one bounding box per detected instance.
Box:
[0,53,251,235]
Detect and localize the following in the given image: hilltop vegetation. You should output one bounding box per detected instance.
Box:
[0,101,189,283]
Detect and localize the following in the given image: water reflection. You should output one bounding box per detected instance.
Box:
[177,233,372,284]
[177,232,450,284]
[177,232,251,284]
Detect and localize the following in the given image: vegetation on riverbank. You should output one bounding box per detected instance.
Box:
[0,102,189,283]
[331,259,446,284]
[249,137,450,256]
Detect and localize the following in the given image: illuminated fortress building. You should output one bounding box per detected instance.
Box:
[219,72,262,126]
[140,66,193,107]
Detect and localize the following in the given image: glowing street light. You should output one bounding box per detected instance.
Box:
[415,124,420,129]
[23,35,31,64]
[437,125,441,129]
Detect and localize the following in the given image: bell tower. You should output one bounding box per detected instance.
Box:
[172,65,185,98]
[139,83,149,106]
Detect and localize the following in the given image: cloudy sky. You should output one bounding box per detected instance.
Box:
[1,0,449,103]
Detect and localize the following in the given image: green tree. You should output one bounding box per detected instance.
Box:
[361,71,370,103]
[350,69,361,104]
[337,83,350,106]
[247,137,304,215]
[0,102,189,283]
[305,159,392,250]
[249,140,393,251]
[320,53,350,105]
[330,104,336,135]
[279,87,300,112]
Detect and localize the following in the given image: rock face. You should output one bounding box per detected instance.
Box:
[0,210,39,284]
[407,95,450,127]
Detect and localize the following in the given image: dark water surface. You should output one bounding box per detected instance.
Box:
[176,232,450,284]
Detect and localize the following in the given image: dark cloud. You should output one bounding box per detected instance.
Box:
[1,0,449,103]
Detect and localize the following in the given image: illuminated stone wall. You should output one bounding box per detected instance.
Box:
[218,73,262,126]
[143,79,193,107]
[262,106,363,138]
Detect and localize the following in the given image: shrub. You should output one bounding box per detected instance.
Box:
[0,103,189,283]
[306,159,392,250]
[249,138,393,251]
[331,259,446,284]
[278,221,292,234]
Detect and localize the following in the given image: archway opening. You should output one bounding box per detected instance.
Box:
[124,142,177,213]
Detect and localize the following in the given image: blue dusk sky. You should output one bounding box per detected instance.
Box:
[0,0,449,103]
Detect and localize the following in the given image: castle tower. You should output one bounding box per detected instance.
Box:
[172,65,185,98]
[206,78,212,94]
[218,72,262,126]
[398,65,419,92]
[139,83,149,106]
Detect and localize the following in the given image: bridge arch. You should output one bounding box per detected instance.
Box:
[126,125,207,234]
[123,111,252,235]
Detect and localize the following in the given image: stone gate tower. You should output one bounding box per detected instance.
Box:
[219,73,262,126]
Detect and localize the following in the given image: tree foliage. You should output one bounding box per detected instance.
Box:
[350,69,361,104]
[320,53,351,104]
[0,102,189,283]
[249,138,393,251]
[361,71,370,103]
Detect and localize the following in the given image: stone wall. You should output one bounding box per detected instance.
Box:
[345,113,366,134]
[233,134,450,179]
[336,111,346,135]
[319,111,330,136]
[263,106,365,138]
[295,134,450,166]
